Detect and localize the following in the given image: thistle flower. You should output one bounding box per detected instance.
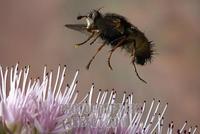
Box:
[0,63,198,134]
[0,64,78,133]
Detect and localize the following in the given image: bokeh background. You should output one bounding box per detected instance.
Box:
[0,0,199,130]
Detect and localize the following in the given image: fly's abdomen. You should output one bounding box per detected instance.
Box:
[135,31,154,65]
[125,28,154,65]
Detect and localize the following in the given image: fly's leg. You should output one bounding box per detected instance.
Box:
[86,42,106,70]
[131,40,136,56]
[107,37,126,70]
[89,32,101,45]
[74,32,95,47]
[131,40,147,84]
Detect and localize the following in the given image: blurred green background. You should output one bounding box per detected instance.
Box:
[0,0,199,128]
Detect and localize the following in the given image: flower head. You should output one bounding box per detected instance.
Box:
[0,63,198,134]
[0,64,79,133]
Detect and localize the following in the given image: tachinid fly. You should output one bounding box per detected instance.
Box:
[65,9,154,83]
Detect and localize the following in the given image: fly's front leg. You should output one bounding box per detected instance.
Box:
[89,32,101,45]
[74,32,95,47]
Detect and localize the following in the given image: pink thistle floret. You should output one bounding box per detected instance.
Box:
[0,63,198,134]
[0,64,79,133]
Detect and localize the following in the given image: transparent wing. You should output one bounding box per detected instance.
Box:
[65,24,90,34]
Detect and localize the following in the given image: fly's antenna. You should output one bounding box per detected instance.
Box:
[77,12,88,20]
[133,60,147,84]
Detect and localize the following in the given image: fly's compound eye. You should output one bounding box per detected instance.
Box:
[88,13,93,19]
[88,10,98,20]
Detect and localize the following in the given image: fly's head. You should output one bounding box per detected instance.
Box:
[77,10,101,29]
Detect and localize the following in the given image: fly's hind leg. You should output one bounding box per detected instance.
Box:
[131,40,136,56]
[107,37,126,70]
[86,41,106,70]
[132,56,147,84]
[131,40,147,84]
